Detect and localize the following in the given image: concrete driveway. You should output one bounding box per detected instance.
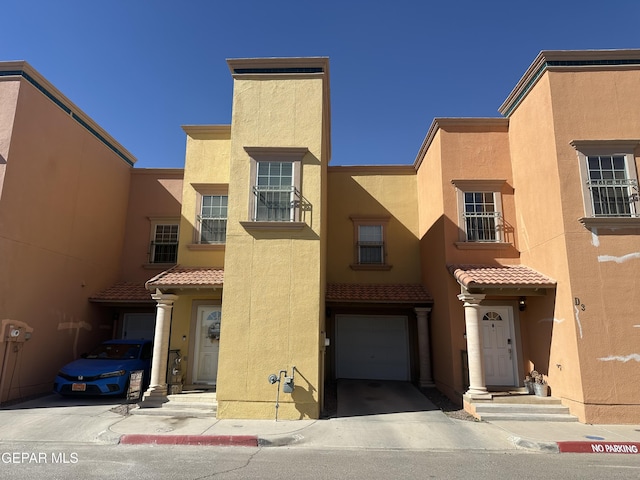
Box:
[337,379,438,418]
[0,394,127,444]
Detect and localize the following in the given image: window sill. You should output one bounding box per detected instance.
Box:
[579,217,640,229]
[187,243,225,251]
[240,221,306,232]
[350,263,393,271]
[455,242,512,250]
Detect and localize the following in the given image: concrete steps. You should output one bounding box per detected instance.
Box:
[471,395,578,422]
[132,391,217,418]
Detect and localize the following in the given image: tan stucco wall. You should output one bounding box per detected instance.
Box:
[0,76,133,402]
[216,71,328,419]
[326,166,421,284]
[508,67,640,423]
[178,126,231,268]
[416,121,517,398]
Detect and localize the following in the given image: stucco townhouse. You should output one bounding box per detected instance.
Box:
[0,49,638,424]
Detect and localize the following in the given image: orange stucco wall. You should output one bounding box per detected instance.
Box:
[0,76,133,402]
[119,169,183,283]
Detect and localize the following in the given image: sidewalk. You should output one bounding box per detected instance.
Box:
[1,394,639,454]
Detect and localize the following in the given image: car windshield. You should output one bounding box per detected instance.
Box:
[86,344,141,360]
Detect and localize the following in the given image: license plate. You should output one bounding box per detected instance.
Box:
[72,383,86,392]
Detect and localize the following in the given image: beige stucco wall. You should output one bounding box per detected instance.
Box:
[0,75,133,402]
[326,166,421,284]
[216,69,328,419]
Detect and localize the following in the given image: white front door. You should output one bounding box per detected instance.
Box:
[480,306,517,386]
[192,306,221,385]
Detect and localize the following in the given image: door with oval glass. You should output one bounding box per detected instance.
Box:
[193,305,221,385]
[480,306,517,386]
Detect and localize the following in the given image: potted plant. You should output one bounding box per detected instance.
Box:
[530,370,549,397]
[523,374,535,394]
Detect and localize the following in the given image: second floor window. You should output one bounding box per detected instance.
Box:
[150,224,178,263]
[254,161,295,221]
[358,225,384,264]
[199,195,228,243]
[463,192,502,242]
[586,155,638,217]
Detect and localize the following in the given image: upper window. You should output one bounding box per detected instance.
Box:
[244,147,309,227]
[452,180,508,245]
[199,195,228,243]
[463,192,500,242]
[350,216,391,270]
[572,141,640,228]
[255,161,295,221]
[150,223,179,264]
[585,155,637,217]
[358,224,384,264]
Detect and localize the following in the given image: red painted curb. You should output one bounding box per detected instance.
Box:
[119,434,258,447]
[558,441,640,454]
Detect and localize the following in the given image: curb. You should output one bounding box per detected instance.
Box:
[558,441,640,454]
[119,434,258,447]
[509,436,559,454]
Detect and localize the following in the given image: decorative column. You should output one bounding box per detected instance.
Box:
[415,307,434,388]
[140,290,178,407]
[458,293,489,397]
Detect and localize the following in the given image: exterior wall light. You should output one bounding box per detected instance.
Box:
[519,297,527,311]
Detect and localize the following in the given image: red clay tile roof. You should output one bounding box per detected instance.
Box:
[89,282,154,303]
[326,283,433,304]
[145,265,224,289]
[447,264,556,289]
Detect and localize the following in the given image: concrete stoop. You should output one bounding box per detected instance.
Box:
[132,391,218,418]
[467,394,579,422]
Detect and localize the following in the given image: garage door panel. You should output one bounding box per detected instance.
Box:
[336,315,409,381]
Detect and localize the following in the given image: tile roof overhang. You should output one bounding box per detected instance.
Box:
[145,265,224,291]
[89,282,154,304]
[448,264,556,294]
[326,283,433,305]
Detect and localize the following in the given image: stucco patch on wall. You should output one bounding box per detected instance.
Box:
[598,252,640,264]
[599,354,640,363]
[591,229,600,247]
[574,306,584,339]
[539,317,565,324]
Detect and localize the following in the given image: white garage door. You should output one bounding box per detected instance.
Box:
[335,315,409,381]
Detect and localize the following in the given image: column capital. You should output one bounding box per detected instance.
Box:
[414,307,432,316]
[457,293,485,306]
[151,289,178,305]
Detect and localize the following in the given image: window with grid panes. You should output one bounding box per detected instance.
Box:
[463,192,500,241]
[358,224,384,264]
[586,155,637,217]
[151,224,179,263]
[200,195,228,243]
[254,162,294,221]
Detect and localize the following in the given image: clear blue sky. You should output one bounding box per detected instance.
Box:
[3,1,639,168]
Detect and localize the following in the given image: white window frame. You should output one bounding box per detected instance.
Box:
[190,184,229,247]
[244,147,307,224]
[199,194,228,244]
[452,180,507,244]
[148,218,179,264]
[350,216,392,270]
[572,141,639,228]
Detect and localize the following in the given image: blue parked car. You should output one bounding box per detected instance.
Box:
[53,339,153,397]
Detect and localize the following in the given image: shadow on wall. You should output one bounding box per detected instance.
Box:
[290,367,317,420]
